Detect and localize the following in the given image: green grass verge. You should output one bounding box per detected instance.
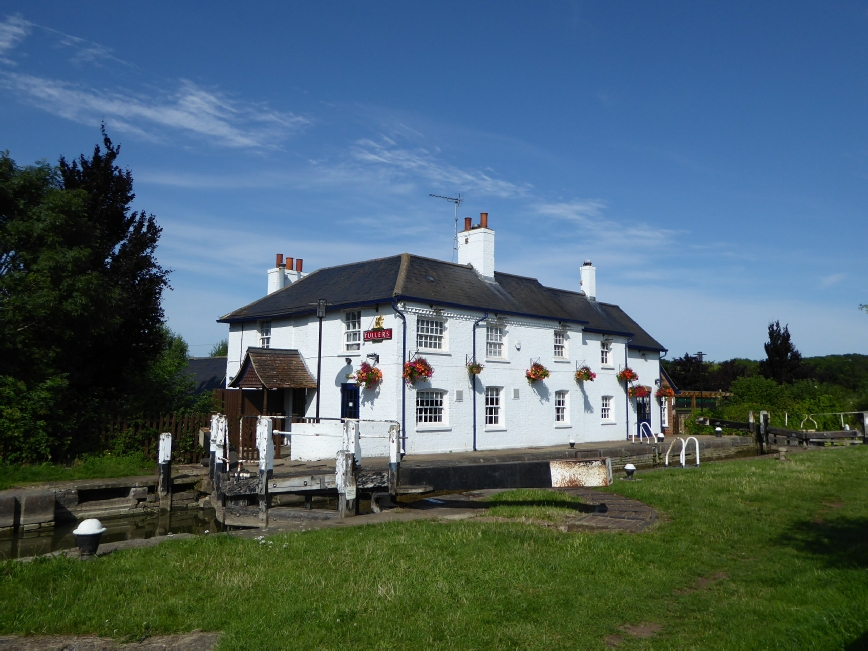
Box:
[486,488,588,522]
[2,448,868,649]
[0,453,155,490]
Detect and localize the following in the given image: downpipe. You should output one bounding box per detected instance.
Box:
[471,312,489,452]
[391,300,407,455]
[625,336,634,441]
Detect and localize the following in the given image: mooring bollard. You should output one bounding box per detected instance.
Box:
[256,416,275,528]
[336,419,360,518]
[158,432,172,511]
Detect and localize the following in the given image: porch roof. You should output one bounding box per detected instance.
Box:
[229,347,317,390]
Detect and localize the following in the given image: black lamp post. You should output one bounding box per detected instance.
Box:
[696,351,705,414]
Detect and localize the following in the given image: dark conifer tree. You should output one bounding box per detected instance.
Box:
[759,321,804,384]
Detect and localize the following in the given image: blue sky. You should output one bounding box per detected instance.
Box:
[1,2,866,361]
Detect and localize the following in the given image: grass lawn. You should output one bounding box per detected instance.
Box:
[2,447,867,649]
[0,454,155,491]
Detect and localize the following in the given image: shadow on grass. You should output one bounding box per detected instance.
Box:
[845,630,868,650]
[406,498,605,514]
[776,516,868,569]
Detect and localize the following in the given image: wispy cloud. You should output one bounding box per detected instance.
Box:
[0,14,29,64]
[0,73,310,148]
[55,32,130,68]
[820,272,846,288]
[536,199,678,249]
[351,137,531,198]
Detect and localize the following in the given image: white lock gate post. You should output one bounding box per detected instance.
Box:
[158,431,172,510]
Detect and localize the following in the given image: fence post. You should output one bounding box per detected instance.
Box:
[759,410,769,452]
[336,420,358,518]
[389,424,401,501]
[256,416,274,528]
[158,432,172,511]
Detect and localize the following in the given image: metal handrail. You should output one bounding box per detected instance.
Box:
[638,422,655,444]
[681,436,700,468]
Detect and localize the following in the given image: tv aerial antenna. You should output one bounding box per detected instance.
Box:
[429,193,463,262]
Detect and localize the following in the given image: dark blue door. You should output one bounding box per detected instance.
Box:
[341,383,360,419]
[636,395,651,437]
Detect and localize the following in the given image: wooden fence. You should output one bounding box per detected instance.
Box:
[87,413,211,464]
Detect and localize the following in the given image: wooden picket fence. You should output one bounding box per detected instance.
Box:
[87,413,211,464]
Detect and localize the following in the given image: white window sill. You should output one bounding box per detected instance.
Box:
[601,420,618,425]
[342,351,362,356]
[416,350,451,356]
[485,358,510,363]
[554,424,572,429]
[552,358,570,363]
[601,365,614,370]
[415,425,451,432]
[485,426,507,432]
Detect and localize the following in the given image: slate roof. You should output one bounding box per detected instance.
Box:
[229,348,317,389]
[184,357,226,394]
[219,253,665,352]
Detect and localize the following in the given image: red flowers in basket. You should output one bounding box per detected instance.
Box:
[403,357,433,384]
[467,361,484,375]
[655,386,675,399]
[525,362,551,384]
[628,385,650,398]
[574,365,596,383]
[353,362,383,389]
[616,367,639,383]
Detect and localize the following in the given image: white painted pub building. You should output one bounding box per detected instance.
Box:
[219,213,667,460]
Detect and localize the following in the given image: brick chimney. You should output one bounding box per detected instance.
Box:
[268,254,308,294]
[457,212,495,280]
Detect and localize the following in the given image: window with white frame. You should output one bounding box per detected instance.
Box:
[601,341,611,365]
[601,396,613,421]
[485,387,502,425]
[344,311,361,351]
[416,391,445,424]
[554,331,566,359]
[555,391,568,422]
[486,325,504,358]
[417,318,444,350]
[259,321,271,348]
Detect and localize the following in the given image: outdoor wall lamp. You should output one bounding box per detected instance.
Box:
[344,357,353,365]
[366,353,379,364]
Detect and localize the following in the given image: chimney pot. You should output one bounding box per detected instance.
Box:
[480,212,488,228]
[286,257,294,270]
[296,258,303,273]
[464,217,472,231]
[275,253,284,267]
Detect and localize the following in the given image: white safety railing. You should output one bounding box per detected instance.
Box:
[665,436,701,468]
[638,422,655,444]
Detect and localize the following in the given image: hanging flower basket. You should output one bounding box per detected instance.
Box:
[628,385,651,398]
[575,365,596,383]
[525,362,551,384]
[353,362,383,390]
[655,386,675,399]
[467,361,484,376]
[617,367,639,383]
[403,357,434,384]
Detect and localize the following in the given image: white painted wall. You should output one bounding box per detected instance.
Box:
[224,303,662,461]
